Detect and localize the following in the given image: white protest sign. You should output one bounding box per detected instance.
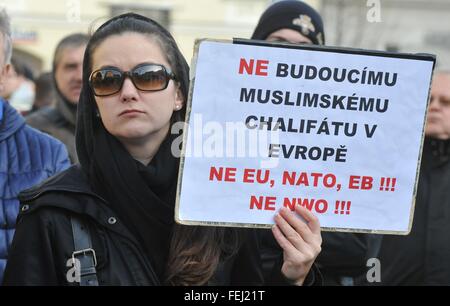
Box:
[175,39,435,234]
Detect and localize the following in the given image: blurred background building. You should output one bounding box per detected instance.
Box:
[321,0,450,69]
[2,0,449,77]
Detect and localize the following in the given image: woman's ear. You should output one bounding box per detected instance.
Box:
[174,85,184,111]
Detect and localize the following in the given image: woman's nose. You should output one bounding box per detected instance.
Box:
[119,77,139,102]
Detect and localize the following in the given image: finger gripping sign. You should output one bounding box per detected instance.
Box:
[175,38,435,234]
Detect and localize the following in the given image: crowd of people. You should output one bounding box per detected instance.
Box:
[1,0,449,286]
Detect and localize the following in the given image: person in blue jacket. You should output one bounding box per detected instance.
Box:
[0,8,70,283]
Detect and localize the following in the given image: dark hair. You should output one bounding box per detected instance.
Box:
[76,13,238,286]
[32,72,55,110]
[10,57,34,80]
[53,33,90,70]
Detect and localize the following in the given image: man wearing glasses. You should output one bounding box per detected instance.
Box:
[377,71,450,285]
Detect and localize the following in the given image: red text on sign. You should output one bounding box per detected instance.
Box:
[349,175,373,190]
[238,58,269,76]
[283,197,328,214]
[243,169,270,184]
[282,171,339,189]
[209,166,237,182]
[249,195,276,211]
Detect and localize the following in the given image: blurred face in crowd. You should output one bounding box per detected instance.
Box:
[0,33,10,94]
[54,45,85,104]
[425,72,450,140]
[91,32,183,147]
[266,28,312,44]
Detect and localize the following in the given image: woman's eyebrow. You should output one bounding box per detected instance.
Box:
[93,65,120,71]
[131,62,160,69]
[94,62,166,72]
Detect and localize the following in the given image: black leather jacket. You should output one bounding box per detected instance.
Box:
[3,165,321,286]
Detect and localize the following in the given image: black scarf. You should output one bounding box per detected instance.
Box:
[90,127,179,281]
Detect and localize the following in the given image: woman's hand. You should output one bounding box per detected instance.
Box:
[272,205,322,285]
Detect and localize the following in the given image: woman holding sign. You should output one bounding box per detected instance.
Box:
[3,13,321,286]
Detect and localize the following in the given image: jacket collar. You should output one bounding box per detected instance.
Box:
[18,164,151,253]
[18,164,105,204]
[56,94,77,127]
[18,165,110,221]
[0,99,26,142]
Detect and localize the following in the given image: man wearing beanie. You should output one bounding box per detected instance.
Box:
[252,1,380,286]
[251,0,324,45]
[26,33,89,163]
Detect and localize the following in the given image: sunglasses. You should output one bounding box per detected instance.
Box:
[89,63,177,97]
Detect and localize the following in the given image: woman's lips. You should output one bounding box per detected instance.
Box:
[119,109,145,116]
